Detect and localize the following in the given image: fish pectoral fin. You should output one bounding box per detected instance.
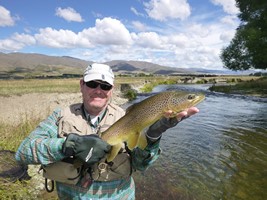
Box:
[137,130,148,150]
[126,132,140,150]
[106,143,123,162]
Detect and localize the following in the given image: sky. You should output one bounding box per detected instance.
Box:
[0,0,240,70]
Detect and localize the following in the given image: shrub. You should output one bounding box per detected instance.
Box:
[124,89,137,101]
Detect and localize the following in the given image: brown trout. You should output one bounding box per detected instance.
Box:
[101,91,205,162]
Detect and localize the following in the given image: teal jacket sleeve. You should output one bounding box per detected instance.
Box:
[15,109,66,165]
[131,138,161,171]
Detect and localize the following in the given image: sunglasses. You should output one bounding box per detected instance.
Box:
[85,81,113,91]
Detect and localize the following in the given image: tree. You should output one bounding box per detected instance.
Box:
[221,0,267,70]
[220,27,252,70]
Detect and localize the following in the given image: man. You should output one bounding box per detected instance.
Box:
[15,63,199,199]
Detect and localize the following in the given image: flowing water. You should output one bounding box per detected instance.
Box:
[130,84,267,200]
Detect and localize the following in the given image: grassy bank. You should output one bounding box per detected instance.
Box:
[139,78,177,92]
[209,77,267,97]
[0,117,40,151]
[1,75,260,96]
[0,117,46,199]
[0,76,173,96]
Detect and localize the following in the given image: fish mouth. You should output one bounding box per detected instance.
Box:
[192,93,205,105]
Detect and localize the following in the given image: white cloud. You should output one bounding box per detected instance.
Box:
[167,34,188,48]
[0,17,133,52]
[0,39,24,51]
[220,15,238,26]
[127,20,236,69]
[55,7,84,22]
[81,17,133,46]
[220,31,235,42]
[144,0,191,21]
[132,21,147,32]
[211,0,239,15]
[12,33,36,45]
[186,23,210,38]
[35,28,84,48]
[0,33,35,51]
[134,32,164,49]
[32,18,132,49]
[78,18,236,69]
[0,6,16,27]
[130,7,145,17]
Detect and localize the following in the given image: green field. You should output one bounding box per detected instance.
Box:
[0,76,180,96]
[0,75,261,96]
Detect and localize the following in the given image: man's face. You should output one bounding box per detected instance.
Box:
[80,79,113,115]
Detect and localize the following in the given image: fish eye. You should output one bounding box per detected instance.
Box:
[188,94,195,100]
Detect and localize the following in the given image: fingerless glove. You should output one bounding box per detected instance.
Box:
[146,117,180,141]
[62,133,111,166]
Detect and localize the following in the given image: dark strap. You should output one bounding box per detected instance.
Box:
[45,178,54,193]
[123,142,133,175]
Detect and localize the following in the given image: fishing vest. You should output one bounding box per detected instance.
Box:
[42,103,132,187]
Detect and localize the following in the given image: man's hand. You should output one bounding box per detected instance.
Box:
[146,107,199,141]
[62,133,111,166]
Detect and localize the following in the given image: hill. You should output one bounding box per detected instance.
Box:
[0,52,193,79]
[105,60,191,74]
[0,52,90,78]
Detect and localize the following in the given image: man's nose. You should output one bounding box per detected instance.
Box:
[94,85,102,92]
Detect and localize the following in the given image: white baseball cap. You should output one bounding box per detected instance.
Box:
[83,63,114,86]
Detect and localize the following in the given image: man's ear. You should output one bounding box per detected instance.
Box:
[80,79,84,91]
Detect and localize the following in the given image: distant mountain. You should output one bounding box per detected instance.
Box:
[0,52,194,78]
[0,52,90,76]
[105,60,191,74]
[0,52,254,79]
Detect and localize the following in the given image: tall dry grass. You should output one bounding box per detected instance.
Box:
[0,115,46,199]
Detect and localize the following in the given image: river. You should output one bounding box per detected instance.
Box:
[128,84,267,200]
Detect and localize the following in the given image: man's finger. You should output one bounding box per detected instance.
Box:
[187,107,199,116]
[163,107,199,120]
[176,107,199,121]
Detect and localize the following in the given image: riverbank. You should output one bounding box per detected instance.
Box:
[209,76,267,98]
[0,88,128,126]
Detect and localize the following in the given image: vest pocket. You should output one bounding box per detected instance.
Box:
[42,161,81,185]
[90,153,131,181]
[58,116,90,137]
